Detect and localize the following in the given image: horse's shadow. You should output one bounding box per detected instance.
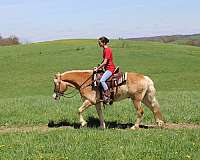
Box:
[48,117,155,129]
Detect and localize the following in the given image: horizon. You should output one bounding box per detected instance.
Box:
[1,0,200,42]
[31,33,200,43]
[1,32,200,43]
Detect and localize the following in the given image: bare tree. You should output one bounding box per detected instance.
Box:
[0,35,20,46]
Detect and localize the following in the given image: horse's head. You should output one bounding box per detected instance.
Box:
[52,73,68,100]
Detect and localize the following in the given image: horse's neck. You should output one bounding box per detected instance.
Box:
[61,70,92,88]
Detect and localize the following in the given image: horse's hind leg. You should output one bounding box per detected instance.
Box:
[78,100,93,127]
[142,91,165,127]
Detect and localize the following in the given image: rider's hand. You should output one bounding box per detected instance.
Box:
[94,67,98,72]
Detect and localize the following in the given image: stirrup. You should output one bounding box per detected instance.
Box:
[103,96,111,104]
[109,100,113,105]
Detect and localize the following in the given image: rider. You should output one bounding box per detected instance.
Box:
[94,36,116,103]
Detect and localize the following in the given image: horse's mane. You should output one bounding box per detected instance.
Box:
[61,70,93,76]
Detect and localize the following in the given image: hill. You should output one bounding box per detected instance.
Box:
[0,39,199,98]
[0,39,200,159]
[127,33,200,47]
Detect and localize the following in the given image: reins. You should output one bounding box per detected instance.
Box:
[57,73,94,99]
[78,73,94,90]
[62,87,79,98]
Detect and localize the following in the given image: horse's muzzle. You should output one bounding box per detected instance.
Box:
[52,93,60,100]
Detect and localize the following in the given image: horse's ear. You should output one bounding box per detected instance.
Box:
[54,78,57,83]
[54,72,61,79]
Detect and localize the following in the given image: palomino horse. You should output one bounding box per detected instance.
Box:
[53,70,165,129]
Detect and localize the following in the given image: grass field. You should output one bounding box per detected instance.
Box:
[0,39,200,159]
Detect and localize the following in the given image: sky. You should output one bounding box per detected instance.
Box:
[0,0,200,42]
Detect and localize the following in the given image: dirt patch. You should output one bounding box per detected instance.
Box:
[164,123,200,129]
[0,122,200,134]
[139,123,200,130]
[0,125,73,134]
[0,125,48,134]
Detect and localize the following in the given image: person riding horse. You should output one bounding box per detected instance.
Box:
[52,37,165,129]
[94,36,116,104]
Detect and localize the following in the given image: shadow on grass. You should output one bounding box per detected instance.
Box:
[48,117,154,129]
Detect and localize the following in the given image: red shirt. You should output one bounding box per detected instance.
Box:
[103,47,115,73]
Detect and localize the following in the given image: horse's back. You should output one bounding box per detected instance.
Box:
[126,72,152,94]
[127,72,147,83]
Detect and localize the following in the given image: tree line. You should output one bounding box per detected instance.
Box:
[0,35,20,46]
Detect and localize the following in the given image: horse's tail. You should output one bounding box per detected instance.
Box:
[143,76,165,122]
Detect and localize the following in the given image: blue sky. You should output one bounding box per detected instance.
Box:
[1,0,200,42]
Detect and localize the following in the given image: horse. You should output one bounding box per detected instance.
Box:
[52,70,165,129]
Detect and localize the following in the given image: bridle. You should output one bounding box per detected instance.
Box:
[53,73,94,99]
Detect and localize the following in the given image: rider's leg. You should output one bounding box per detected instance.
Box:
[100,70,112,103]
[100,70,112,93]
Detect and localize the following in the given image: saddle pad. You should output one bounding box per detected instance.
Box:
[117,72,127,85]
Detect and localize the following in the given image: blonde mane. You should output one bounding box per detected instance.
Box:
[61,70,93,76]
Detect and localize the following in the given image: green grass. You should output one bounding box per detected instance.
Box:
[0,129,200,160]
[0,39,200,159]
[0,91,200,127]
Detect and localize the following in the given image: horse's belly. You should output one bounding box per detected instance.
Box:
[114,84,130,101]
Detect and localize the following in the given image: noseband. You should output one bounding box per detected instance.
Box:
[54,74,64,97]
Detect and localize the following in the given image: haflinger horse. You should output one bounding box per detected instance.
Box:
[53,70,165,129]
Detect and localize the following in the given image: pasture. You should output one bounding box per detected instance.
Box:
[0,39,200,159]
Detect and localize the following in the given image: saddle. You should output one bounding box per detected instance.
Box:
[92,66,127,104]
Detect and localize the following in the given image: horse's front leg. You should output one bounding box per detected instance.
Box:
[131,99,144,130]
[95,103,106,129]
[78,100,92,127]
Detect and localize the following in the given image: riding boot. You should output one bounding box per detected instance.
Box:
[103,90,111,104]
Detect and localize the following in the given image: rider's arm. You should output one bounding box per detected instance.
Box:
[97,58,108,70]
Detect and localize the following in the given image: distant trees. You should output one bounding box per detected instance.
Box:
[160,36,177,43]
[0,35,20,46]
[185,39,200,47]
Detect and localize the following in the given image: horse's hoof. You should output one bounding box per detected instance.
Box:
[81,121,87,128]
[156,120,164,128]
[130,125,140,130]
[100,125,106,129]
